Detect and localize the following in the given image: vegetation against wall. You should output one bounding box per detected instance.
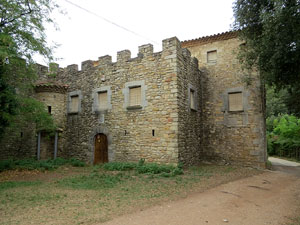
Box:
[0,0,60,139]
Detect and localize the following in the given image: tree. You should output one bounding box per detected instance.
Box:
[266,85,288,117]
[233,0,300,114]
[0,0,59,139]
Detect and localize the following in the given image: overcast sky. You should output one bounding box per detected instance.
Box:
[44,0,235,68]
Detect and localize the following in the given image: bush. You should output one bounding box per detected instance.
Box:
[69,158,85,167]
[0,159,15,172]
[102,160,183,177]
[103,162,137,171]
[267,114,300,160]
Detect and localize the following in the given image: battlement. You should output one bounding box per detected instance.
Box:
[36,37,196,77]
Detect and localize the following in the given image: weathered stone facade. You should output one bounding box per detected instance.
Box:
[182,31,267,167]
[0,32,266,168]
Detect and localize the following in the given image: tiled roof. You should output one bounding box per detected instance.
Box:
[182,31,239,48]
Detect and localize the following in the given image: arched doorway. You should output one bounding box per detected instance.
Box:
[94,133,108,164]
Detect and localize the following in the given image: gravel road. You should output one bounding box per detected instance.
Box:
[101,159,300,225]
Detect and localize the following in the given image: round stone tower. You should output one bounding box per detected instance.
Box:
[35,82,68,160]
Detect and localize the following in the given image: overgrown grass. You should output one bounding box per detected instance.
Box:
[59,161,184,190]
[0,157,85,172]
[102,160,183,177]
[0,164,260,225]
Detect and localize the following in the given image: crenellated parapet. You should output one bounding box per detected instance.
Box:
[58,37,198,74]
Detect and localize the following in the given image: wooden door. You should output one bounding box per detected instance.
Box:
[94,133,108,164]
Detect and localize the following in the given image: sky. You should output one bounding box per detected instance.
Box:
[43,0,235,68]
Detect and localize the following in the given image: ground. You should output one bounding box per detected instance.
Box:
[0,159,299,225]
[102,159,300,225]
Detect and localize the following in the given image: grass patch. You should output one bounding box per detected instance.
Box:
[0,164,261,225]
[0,181,42,191]
[58,172,129,189]
[0,158,85,172]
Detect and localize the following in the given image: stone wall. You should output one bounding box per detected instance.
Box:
[0,124,37,160]
[35,87,68,159]
[182,32,267,167]
[0,32,266,168]
[177,47,202,165]
[50,37,201,164]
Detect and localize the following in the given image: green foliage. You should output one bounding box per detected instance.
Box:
[0,0,60,139]
[0,181,42,192]
[58,173,124,190]
[102,161,184,177]
[0,158,85,172]
[69,158,86,167]
[267,114,300,159]
[233,0,300,115]
[0,0,58,61]
[266,86,288,117]
[102,162,137,171]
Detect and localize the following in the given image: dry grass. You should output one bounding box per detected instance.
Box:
[0,164,261,225]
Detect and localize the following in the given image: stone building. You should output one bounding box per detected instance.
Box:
[0,31,267,168]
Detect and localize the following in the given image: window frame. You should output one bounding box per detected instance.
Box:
[67,90,82,114]
[129,85,142,108]
[123,80,147,110]
[92,86,112,113]
[207,50,217,64]
[228,91,244,112]
[188,84,198,112]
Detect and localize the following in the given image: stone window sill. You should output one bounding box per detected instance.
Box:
[95,109,108,114]
[68,111,79,115]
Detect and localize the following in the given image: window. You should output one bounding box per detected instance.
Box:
[229,92,243,111]
[98,91,108,110]
[188,84,197,111]
[70,96,79,112]
[129,86,141,106]
[207,50,217,63]
[123,80,147,110]
[47,106,52,114]
[190,89,196,110]
[68,90,82,114]
[92,86,112,113]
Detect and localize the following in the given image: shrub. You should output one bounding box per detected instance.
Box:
[0,159,15,172]
[103,162,137,171]
[267,114,300,160]
[102,160,184,177]
[69,158,85,167]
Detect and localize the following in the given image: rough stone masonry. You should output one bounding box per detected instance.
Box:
[0,31,266,168]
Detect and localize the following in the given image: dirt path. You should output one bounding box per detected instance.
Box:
[101,166,300,225]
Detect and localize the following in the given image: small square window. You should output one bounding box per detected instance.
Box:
[98,91,108,110]
[129,86,141,106]
[207,50,217,63]
[70,95,79,112]
[229,92,243,111]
